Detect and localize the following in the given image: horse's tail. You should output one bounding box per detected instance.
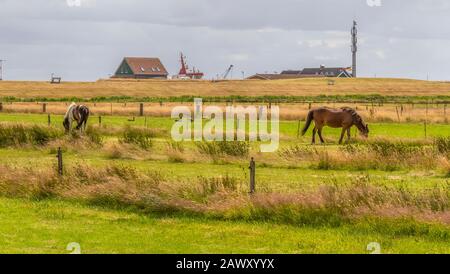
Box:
[301,110,314,136]
[83,108,90,131]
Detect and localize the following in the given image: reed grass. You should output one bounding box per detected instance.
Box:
[1,163,450,228]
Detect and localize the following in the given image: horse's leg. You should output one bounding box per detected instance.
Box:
[78,120,84,132]
[347,127,351,142]
[339,128,346,144]
[318,126,325,144]
[312,127,317,144]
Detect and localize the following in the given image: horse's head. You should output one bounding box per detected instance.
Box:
[359,123,369,138]
[63,118,70,133]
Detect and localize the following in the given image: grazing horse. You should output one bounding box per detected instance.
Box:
[63,103,90,133]
[301,107,369,144]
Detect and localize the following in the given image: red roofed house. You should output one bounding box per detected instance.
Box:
[113,57,169,79]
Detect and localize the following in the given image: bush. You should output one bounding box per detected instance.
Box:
[279,145,316,159]
[0,124,62,147]
[218,141,249,157]
[196,141,249,157]
[166,140,184,153]
[85,126,103,145]
[368,140,423,157]
[120,126,154,149]
[435,137,450,155]
[196,141,221,157]
[317,152,332,170]
[182,175,241,202]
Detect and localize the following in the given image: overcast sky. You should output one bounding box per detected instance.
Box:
[1,0,450,81]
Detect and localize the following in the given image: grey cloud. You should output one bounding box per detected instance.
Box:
[0,0,449,81]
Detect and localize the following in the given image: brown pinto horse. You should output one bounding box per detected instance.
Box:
[301,107,369,144]
[63,102,90,133]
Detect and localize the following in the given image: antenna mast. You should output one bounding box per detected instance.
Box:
[0,60,5,81]
[351,20,357,78]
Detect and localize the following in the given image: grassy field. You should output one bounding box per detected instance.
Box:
[1,101,448,123]
[0,110,448,254]
[0,77,449,254]
[1,78,450,99]
[1,198,450,254]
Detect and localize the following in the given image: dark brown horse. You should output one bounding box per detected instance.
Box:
[301,107,369,144]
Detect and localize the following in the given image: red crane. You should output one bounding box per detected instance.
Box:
[177,52,204,79]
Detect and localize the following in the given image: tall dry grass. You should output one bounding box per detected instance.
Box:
[1,101,448,123]
[1,163,450,228]
[1,78,450,98]
[279,137,450,171]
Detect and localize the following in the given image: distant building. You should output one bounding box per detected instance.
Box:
[299,65,352,78]
[248,65,351,80]
[247,65,351,80]
[280,70,303,75]
[247,73,321,80]
[112,57,168,79]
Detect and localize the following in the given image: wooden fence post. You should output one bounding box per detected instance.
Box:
[139,103,144,116]
[249,157,256,194]
[297,120,302,139]
[424,121,427,139]
[98,116,102,126]
[48,114,51,126]
[56,147,63,176]
[43,103,47,113]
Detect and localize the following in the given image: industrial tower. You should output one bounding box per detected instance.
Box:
[0,60,4,81]
[351,21,357,78]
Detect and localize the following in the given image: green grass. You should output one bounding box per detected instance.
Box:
[0,113,448,139]
[0,112,449,254]
[1,197,450,254]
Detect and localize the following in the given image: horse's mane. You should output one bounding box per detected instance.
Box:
[341,107,364,125]
[64,102,77,119]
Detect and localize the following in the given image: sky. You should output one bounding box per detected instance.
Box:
[1,0,450,81]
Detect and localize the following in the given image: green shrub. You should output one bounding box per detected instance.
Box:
[218,141,249,157]
[29,125,61,145]
[196,141,222,157]
[183,175,240,202]
[196,141,249,157]
[85,126,104,145]
[166,140,184,153]
[434,137,450,155]
[279,145,316,159]
[0,124,62,147]
[368,140,423,157]
[120,126,154,149]
[317,152,332,170]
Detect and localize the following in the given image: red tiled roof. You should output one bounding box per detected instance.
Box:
[124,57,168,76]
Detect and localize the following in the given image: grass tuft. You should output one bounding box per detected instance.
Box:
[120,126,154,149]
